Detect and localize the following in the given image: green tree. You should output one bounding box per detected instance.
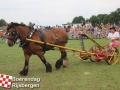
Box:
[109,8,120,24]
[72,16,85,23]
[102,14,110,24]
[0,19,7,27]
[71,8,120,26]
[89,15,99,27]
[20,22,25,25]
[97,14,107,24]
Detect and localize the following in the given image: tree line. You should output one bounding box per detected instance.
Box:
[0,19,7,27]
[72,8,120,27]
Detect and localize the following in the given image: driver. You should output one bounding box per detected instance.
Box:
[103,27,120,49]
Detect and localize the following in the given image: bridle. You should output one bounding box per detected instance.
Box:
[7,27,18,44]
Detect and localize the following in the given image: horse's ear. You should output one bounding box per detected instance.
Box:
[11,22,13,24]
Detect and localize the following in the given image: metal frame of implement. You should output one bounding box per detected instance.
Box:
[79,34,120,65]
[26,38,95,56]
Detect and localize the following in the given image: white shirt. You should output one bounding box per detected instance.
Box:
[107,32,120,41]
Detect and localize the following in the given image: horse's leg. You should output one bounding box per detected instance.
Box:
[63,50,69,67]
[55,49,69,69]
[37,52,52,72]
[19,53,31,76]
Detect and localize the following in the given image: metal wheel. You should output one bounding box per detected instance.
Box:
[105,48,119,65]
[89,45,103,62]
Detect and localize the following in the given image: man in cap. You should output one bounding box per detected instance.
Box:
[105,27,120,49]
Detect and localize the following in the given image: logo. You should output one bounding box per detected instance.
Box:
[0,74,12,88]
[0,74,40,89]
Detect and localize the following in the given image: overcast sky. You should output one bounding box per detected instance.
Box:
[0,0,119,26]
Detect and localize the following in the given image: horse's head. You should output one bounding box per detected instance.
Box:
[6,22,19,47]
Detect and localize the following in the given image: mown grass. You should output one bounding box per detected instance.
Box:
[0,38,120,90]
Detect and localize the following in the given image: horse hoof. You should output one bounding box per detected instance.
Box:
[19,71,28,76]
[55,60,63,69]
[46,63,52,72]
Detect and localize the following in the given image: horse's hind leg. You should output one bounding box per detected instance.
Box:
[19,53,31,76]
[37,52,52,72]
[63,51,69,67]
[55,49,69,69]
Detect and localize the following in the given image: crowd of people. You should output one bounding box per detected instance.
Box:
[2,22,120,44]
[63,22,120,40]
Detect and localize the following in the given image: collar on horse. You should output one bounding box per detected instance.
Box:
[18,24,35,47]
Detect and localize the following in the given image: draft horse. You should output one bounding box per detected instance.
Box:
[6,22,69,76]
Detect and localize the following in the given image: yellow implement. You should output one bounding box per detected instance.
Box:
[26,38,94,55]
[26,36,119,65]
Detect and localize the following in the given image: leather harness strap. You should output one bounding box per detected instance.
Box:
[37,30,46,53]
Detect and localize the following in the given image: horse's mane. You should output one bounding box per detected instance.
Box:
[7,22,27,31]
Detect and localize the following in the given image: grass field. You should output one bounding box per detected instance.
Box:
[0,38,120,90]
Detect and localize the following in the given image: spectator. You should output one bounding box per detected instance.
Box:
[114,22,116,27]
[70,24,75,34]
[94,26,98,39]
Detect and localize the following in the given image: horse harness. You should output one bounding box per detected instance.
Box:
[36,29,60,53]
[19,28,59,52]
[28,29,67,53]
